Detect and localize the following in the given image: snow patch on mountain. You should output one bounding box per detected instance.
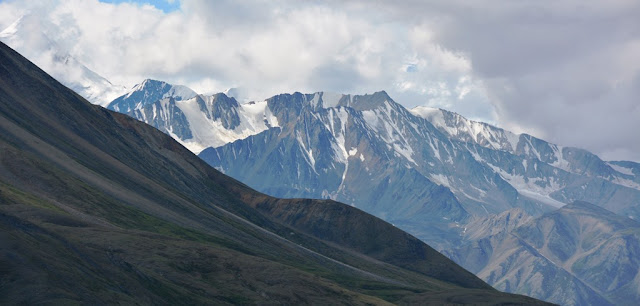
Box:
[320,92,344,108]
[296,132,316,171]
[410,106,442,124]
[238,100,279,131]
[361,109,379,128]
[326,107,350,164]
[177,97,279,153]
[363,101,418,166]
[613,178,640,190]
[485,161,565,208]
[550,145,571,172]
[505,133,520,154]
[608,162,636,176]
[430,174,452,188]
[411,106,519,152]
[0,16,22,37]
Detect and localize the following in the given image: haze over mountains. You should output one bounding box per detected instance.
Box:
[0,15,126,105]
[3,15,640,305]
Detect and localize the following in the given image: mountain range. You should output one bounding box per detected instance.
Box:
[106,82,640,229]
[0,41,553,304]
[3,17,640,304]
[102,79,640,305]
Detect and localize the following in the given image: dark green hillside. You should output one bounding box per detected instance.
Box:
[0,41,547,305]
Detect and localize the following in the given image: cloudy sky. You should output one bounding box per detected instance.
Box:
[1,0,639,162]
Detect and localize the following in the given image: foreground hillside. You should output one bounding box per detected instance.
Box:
[0,42,546,304]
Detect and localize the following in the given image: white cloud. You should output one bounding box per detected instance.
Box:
[1,0,485,109]
[1,0,638,161]
[417,0,640,162]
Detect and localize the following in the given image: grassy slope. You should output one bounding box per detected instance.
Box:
[0,41,548,305]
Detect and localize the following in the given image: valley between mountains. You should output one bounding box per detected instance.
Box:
[3,13,640,305]
[0,39,549,304]
[101,81,640,305]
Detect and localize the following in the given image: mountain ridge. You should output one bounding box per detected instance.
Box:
[0,40,550,304]
[107,78,640,240]
[107,79,198,112]
[105,81,640,305]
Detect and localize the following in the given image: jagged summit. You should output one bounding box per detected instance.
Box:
[127,79,198,101]
[264,90,397,113]
[411,105,520,152]
[108,79,197,112]
[342,90,394,111]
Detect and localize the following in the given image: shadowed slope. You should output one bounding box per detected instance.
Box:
[0,41,547,305]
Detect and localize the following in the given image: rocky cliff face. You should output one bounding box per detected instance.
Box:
[446,201,640,305]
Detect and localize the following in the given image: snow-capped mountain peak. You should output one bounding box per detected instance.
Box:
[0,15,24,38]
[129,79,197,100]
[108,79,198,113]
[111,81,279,153]
[0,15,127,106]
[277,90,397,112]
[343,90,395,111]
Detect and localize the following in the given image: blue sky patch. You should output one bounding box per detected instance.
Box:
[99,0,180,13]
